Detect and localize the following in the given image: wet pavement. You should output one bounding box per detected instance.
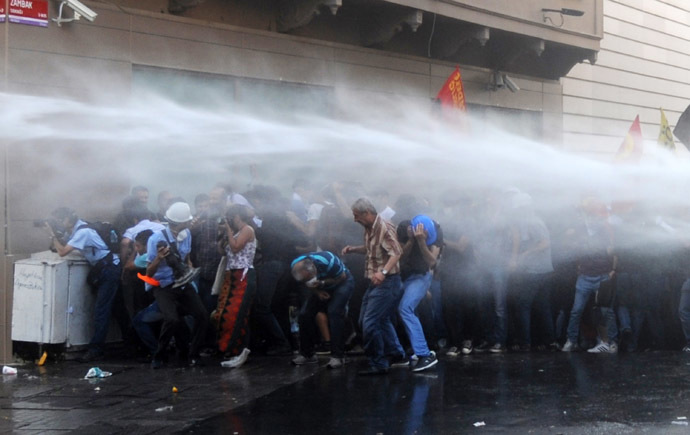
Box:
[3,351,690,434]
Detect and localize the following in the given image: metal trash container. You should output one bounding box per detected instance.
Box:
[11,251,120,347]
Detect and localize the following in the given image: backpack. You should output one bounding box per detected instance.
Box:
[77,221,121,255]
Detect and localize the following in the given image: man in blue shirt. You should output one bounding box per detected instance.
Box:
[48,207,129,362]
[290,251,354,369]
[396,215,443,372]
[146,202,208,369]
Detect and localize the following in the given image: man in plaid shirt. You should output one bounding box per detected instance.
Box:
[343,198,403,375]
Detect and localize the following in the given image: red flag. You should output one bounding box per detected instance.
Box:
[615,115,644,162]
[436,66,467,112]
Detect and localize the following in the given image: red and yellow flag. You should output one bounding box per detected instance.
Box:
[436,66,467,112]
[615,115,644,162]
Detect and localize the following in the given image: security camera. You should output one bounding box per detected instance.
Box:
[53,0,97,26]
[492,71,504,89]
[64,0,97,21]
[503,74,520,93]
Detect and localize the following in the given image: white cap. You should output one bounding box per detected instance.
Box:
[165,202,193,223]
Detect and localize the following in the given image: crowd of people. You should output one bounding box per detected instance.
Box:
[42,179,690,374]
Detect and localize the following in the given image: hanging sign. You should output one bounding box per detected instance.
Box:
[8,0,49,27]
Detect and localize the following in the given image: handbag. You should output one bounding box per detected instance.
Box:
[211,256,228,296]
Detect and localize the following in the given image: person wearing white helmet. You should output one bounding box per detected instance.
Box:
[146,201,209,369]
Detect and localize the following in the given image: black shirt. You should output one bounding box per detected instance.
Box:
[397,220,444,279]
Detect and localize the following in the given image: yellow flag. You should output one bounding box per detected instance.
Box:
[658,108,675,149]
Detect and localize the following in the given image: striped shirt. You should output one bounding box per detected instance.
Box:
[296,251,347,281]
[364,214,402,279]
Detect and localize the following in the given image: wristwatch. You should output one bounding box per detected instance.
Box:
[381,269,388,276]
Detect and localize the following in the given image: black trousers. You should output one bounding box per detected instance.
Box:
[153,284,208,359]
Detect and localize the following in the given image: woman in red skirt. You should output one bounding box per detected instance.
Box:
[212,204,257,368]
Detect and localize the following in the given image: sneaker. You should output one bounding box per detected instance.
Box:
[683,346,690,353]
[199,347,217,357]
[221,348,251,368]
[346,344,365,355]
[326,357,345,369]
[314,342,331,356]
[489,343,505,353]
[291,354,318,365]
[412,353,438,372]
[446,346,460,357]
[547,342,561,352]
[587,342,614,353]
[474,341,490,353]
[561,340,576,352]
[461,340,473,355]
[390,354,410,367]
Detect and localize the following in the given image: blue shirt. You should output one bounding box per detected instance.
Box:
[292,251,347,290]
[146,227,192,290]
[67,219,119,266]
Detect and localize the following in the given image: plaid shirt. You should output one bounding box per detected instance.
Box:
[364,214,402,279]
[191,218,223,281]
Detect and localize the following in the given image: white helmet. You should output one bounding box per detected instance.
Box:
[165,202,193,223]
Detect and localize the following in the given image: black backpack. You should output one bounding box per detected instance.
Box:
[77,221,120,255]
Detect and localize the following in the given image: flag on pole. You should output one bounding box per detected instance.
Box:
[436,66,467,112]
[615,115,644,162]
[658,108,675,150]
[673,104,690,151]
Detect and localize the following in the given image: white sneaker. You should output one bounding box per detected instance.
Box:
[609,343,618,354]
[446,346,459,357]
[326,357,345,369]
[461,340,473,355]
[587,342,613,353]
[221,348,251,368]
[562,340,576,352]
[291,354,318,365]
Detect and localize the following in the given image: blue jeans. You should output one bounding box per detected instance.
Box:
[478,269,508,345]
[399,272,433,357]
[132,302,163,354]
[360,274,403,369]
[515,273,555,346]
[90,263,122,352]
[299,272,355,358]
[617,272,666,350]
[566,274,617,344]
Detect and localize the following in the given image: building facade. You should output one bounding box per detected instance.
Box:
[563,0,688,155]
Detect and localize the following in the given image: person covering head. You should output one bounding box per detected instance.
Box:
[165,202,193,224]
[291,256,318,283]
[411,214,437,246]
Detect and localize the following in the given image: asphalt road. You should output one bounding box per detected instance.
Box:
[3,351,690,434]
